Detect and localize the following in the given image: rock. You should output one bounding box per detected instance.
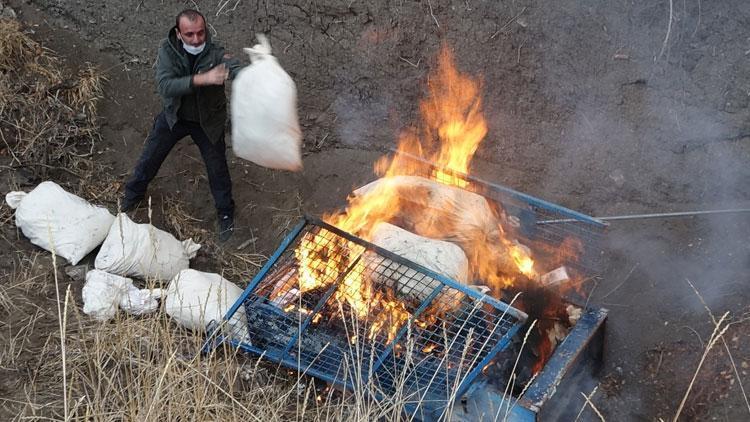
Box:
[64,264,89,283]
[1,5,17,19]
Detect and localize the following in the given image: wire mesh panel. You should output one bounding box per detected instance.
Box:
[214,218,527,416]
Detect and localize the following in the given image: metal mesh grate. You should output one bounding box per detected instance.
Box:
[210,153,607,416]
[216,218,527,415]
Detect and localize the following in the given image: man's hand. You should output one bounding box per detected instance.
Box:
[193,64,229,86]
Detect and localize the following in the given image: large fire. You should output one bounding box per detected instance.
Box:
[292,46,576,370]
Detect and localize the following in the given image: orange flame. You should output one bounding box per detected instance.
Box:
[292,45,554,345]
[373,47,487,187]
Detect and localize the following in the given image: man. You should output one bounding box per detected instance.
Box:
[121,9,241,242]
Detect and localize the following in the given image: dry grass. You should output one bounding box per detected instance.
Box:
[161,195,265,282]
[162,195,210,243]
[0,19,42,72]
[0,17,108,191]
[64,63,107,124]
[1,262,537,421]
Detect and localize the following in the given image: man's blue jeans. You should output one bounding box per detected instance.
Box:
[124,112,234,217]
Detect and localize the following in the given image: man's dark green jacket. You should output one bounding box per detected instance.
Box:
[155,26,242,143]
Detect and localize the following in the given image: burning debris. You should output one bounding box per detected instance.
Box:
[351,174,535,285]
[297,45,587,373]
[231,218,528,415]
[209,44,607,418]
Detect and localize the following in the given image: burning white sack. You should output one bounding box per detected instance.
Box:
[5,181,115,265]
[82,269,163,321]
[164,269,247,338]
[231,34,302,171]
[369,222,469,306]
[95,213,200,281]
[354,175,518,274]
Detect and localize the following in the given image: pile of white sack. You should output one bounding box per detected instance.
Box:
[5,181,247,336]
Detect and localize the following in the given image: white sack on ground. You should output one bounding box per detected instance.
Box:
[5,181,115,265]
[354,175,518,274]
[164,269,248,339]
[95,213,200,281]
[82,269,162,321]
[231,34,302,171]
[369,222,469,307]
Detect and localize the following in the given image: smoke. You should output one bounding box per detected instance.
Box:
[530,0,750,308]
[514,1,750,418]
[332,90,393,149]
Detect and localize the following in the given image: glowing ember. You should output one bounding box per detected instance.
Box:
[423,343,437,354]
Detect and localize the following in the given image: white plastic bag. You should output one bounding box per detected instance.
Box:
[164,269,248,339]
[82,269,162,321]
[95,213,200,281]
[369,222,468,307]
[231,34,302,171]
[5,181,115,265]
[119,284,163,316]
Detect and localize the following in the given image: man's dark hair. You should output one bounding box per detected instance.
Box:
[175,9,205,30]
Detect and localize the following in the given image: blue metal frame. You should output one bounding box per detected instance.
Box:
[201,219,307,354]
[450,306,608,421]
[204,154,610,420]
[521,307,608,409]
[206,216,529,417]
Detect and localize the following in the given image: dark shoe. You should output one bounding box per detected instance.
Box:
[120,196,143,213]
[218,214,234,242]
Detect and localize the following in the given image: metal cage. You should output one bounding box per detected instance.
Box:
[207,151,609,419]
[207,217,527,417]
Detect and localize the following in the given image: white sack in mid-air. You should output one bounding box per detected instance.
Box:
[231,34,302,171]
[5,181,115,265]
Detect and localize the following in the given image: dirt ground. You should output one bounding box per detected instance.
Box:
[1,0,749,420]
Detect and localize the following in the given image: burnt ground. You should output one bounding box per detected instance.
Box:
[1,0,750,420]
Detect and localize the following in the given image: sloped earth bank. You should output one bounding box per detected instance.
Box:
[1,0,749,420]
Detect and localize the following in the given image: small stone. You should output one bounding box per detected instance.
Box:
[295,381,306,396]
[64,265,88,282]
[1,6,16,19]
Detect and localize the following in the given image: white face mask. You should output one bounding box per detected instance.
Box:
[182,41,205,55]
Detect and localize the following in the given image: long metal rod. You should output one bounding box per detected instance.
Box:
[537,208,750,225]
[389,148,608,228]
